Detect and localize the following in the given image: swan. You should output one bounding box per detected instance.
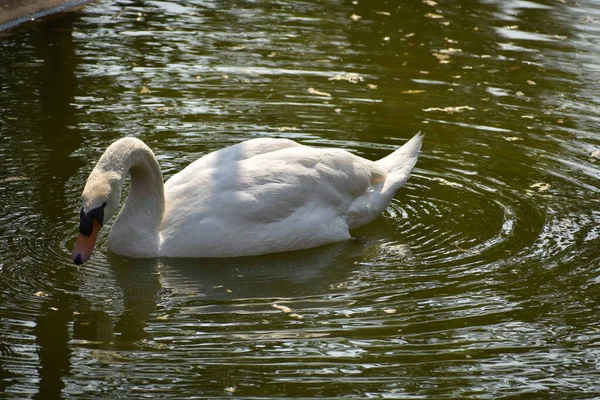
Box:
[71,133,423,264]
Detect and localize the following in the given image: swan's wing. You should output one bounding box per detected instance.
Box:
[166,141,386,219]
[216,146,387,224]
[165,137,302,189]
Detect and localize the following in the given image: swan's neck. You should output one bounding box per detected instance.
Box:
[99,139,165,258]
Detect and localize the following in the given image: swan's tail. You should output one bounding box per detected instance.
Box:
[377,131,424,179]
[346,132,424,229]
[372,131,424,205]
[372,131,423,217]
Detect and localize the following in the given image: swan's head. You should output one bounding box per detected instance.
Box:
[71,171,122,265]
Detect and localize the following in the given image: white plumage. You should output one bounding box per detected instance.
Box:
[72,133,423,263]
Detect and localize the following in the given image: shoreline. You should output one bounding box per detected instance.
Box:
[0,0,94,31]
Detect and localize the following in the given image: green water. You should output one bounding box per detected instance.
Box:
[1,0,600,398]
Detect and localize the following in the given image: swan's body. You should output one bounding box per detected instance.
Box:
[72,133,423,264]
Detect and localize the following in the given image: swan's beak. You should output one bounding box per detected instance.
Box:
[72,219,101,265]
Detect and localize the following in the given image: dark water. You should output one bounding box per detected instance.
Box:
[1,0,600,398]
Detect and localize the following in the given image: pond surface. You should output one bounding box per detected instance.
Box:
[1,0,600,398]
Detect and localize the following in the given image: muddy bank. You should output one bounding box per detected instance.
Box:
[0,0,94,31]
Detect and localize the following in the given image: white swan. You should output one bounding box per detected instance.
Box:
[72,133,423,264]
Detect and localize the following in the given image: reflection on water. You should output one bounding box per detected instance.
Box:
[1,0,600,397]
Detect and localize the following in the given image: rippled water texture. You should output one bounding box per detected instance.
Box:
[1,0,600,398]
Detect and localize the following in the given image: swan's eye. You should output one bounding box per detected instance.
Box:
[79,210,93,236]
[88,206,105,225]
[78,205,105,236]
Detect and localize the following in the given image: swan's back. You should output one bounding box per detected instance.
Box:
[160,136,420,258]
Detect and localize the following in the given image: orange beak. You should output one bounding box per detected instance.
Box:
[72,219,101,265]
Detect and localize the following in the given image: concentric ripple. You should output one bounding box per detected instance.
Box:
[389,172,539,268]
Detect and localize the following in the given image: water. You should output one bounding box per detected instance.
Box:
[1,0,600,398]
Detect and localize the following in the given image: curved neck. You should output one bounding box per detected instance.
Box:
[100,138,165,258]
